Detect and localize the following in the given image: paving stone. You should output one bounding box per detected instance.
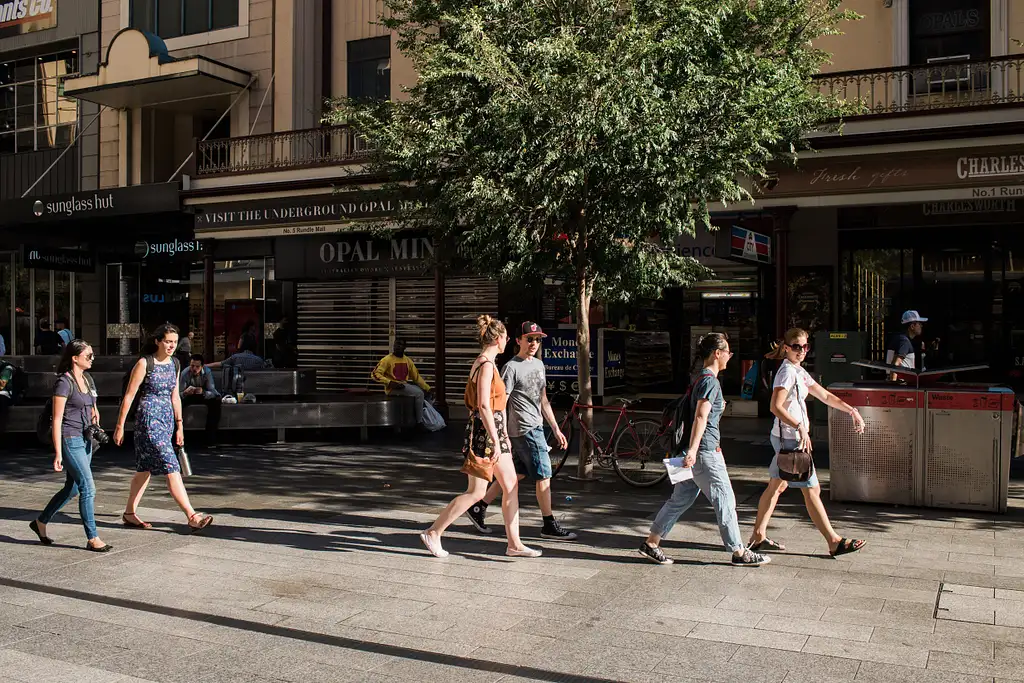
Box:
[802,636,930,668]
[716,596,826,620]
[730,644,862,679]
[855,660,995,683]
[869,626,994,658]
[757,615,873,642]
[651,603,759,627]
[927,651,1024,680]
[688,622,808,652]
[821,607,936,634]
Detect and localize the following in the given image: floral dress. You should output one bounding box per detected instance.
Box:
[134,360,180,475]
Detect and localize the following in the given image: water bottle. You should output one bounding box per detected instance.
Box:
[236,372,246,402]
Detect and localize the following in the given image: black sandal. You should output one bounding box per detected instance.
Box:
[85,543,113,553]
[29,520,53,546]
[830,538,865,557]
[749,537,786,552]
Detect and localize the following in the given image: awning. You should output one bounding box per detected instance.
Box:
[62,29,251,111]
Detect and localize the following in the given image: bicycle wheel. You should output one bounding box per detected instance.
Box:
[545,419,574,478]
[612,418,669,487]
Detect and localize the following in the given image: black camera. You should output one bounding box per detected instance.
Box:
[84,424,110,445]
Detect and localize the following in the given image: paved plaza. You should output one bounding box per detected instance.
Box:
[0,424,1023,683]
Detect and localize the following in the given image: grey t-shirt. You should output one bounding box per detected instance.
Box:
[691,369,724,453]
[54,373,95,439]
[501,355,546,437]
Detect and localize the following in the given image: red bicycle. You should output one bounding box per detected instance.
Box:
[543,396,671,487]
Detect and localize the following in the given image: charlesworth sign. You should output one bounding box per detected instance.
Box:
[756,147,1024,199]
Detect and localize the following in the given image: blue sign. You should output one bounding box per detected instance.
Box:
[543,329,598,394]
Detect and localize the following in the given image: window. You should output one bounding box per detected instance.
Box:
[130,0,239,40]
[909,0,990,65]
[347,37,391,101]
[0,50,79,156]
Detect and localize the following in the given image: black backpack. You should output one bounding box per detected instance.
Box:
[36,373,97,445]
[661,377,700,457]
[120,355,181,419]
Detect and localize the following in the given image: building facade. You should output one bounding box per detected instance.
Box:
[1,0,1022,402]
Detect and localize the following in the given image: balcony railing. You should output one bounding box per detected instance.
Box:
[196,125,372,176]
[814,55,1024,119]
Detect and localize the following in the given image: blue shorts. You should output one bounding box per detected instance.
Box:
[768,434,819,489]
[510,426,553,481]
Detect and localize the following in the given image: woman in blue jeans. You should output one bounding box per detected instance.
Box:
[638,333,769,567]
[31,339,112,552]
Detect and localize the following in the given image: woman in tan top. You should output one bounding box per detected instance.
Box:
[420,315,540,559]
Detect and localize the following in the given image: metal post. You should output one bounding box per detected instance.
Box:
[434,265,447,417]
[118,264,130,356]
[204,255,215,360]
[29,269,35,356]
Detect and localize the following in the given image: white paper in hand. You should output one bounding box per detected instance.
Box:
[663,458,694,485]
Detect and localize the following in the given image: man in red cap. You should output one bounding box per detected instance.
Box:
[466,321,578,540]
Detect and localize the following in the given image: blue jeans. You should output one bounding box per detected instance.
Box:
[38,437,98,540]
[650,448,743,553]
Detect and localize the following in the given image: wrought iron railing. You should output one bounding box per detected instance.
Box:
[196,125,372,176]
[814,55,1024,118]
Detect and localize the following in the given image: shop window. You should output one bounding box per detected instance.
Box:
[130,0,240,39]
[0,253,11,356]
[0,50,78,156]
[909,0,990,94]
[347,37,391,101]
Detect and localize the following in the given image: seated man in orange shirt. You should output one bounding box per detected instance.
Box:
[371,338,432,421]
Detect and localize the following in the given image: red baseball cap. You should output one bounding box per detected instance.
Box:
[519,321,547,338]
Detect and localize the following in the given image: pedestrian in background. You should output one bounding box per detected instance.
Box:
[420,315,540,559]
[32,339,112,552]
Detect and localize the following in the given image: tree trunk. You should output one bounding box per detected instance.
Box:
[575,216,594,480]
[575,279,593,479]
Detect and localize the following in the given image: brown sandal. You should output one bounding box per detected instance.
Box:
[188,513,213,532]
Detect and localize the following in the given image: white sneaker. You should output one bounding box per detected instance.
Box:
[506,546,542,558]
[420,532,449,558]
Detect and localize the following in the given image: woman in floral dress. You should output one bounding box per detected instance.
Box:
[114,323,213,531]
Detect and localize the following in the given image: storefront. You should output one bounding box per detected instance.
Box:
[0,182,196,355]
[752,142,1024,392]
[192,191,499,403]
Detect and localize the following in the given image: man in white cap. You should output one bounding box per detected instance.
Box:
[885,310,927,381]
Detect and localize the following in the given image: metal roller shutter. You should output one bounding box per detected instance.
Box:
[296,276,499,400]
[297,280,391,392]
[444,277,499,404]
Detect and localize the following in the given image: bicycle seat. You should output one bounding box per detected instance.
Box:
[615,397,639,406]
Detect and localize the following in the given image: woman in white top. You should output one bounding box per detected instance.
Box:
[747,328,867,557]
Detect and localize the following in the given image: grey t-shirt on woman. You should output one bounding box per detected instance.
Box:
[54,374,95,439]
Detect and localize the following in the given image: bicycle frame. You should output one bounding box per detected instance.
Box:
[563,401,639,454]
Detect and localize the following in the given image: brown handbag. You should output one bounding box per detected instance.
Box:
[777,448,814,482]
[460,419,495,481]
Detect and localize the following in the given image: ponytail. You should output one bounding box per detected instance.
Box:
[691,332,728,372]
[764,328,809,360]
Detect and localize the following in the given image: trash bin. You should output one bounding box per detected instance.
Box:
[923,388,1016,513]
[828,385,921,506]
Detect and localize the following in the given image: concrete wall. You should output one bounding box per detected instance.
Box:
[1010,0,1024,55]
[331,0,416,102]
[816,0,894,74]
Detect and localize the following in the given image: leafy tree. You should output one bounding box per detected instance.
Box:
[326,0,856,477]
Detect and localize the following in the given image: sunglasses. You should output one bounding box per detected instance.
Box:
[525,337,544,344]
[83,353,94,360]
[787,343,811,353]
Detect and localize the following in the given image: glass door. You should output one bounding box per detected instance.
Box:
[916,247,989,368]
